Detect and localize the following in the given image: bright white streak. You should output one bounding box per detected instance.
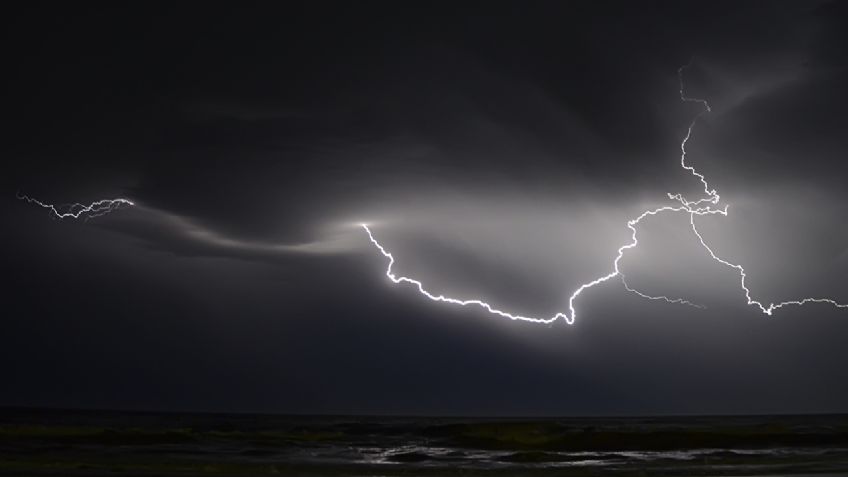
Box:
[362,61,848,324]
[362,203,722,324]
[17,193,134,220]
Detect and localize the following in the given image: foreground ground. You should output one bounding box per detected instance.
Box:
[2,409,848,476]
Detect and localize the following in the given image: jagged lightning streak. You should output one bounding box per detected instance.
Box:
[17,193,134,220]
[362,202,718,325]
[362,61,847,324]
[670,62,848,316]
[17,63,846,321]
[690,213,848,315]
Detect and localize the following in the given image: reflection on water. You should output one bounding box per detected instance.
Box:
[2,409,848,475]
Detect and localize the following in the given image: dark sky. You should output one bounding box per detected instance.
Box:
[4,1,848,416]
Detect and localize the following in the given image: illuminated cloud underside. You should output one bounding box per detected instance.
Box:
[361,63,848,324]
[17,64,848,325]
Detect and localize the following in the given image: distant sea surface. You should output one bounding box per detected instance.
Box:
[2,408,848,476]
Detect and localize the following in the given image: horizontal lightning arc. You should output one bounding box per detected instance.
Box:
[17,193,134,220]
[361,61,848,324]
[362,223,562,324]
[361,202,722,325]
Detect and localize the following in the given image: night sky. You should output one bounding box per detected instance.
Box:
[4,1,848,416]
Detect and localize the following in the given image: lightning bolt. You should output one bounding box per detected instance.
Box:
[17,193,134,220]
[17,63,847,322]
[362,61,848,324]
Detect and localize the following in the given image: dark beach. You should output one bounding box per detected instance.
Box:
[3,408,848,476]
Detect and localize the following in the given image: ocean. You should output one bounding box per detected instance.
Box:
[2,408,848,475]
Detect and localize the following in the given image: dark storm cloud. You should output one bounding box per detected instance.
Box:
[4,1,848,415]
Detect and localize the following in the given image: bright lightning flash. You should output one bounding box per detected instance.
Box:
[17,193,134,220]
[361,62,848,324]
[16,64,847,322]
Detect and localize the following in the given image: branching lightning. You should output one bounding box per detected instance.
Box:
[17,193,133,220]
[362,62,848,324]
[16,62,847,323]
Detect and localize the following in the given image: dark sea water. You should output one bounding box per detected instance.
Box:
[2,408,848,476]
